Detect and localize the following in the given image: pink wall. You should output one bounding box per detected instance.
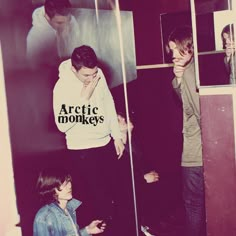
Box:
[200,94,236,235]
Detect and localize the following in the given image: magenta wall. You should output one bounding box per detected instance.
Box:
[200,94,236,236]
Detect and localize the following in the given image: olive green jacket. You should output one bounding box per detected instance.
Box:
[172,61,203,167]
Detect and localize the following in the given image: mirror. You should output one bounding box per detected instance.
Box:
[191,0,236,86]
[26,0,136,88]
[1,0,138,235]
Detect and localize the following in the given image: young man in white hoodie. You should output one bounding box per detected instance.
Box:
[53,45,125,235]
[27,0,78,67]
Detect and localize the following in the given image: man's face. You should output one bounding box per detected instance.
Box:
[168,41,193,66]
[46,14,71,32]
[223,32,234,47]
[73,66,98,86]
[56,180,72,202]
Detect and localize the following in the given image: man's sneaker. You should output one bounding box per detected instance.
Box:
[141,225,156,236]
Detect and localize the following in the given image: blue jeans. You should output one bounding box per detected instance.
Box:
[182,166,206,236]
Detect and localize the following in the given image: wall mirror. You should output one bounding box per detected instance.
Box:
[191,0,236,86]
[0,0,139,235]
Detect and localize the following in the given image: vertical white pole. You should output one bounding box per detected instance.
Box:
[114,1,139,235]
[190,0,200,89]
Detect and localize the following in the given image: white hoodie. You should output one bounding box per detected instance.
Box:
[27,6,79,66]
[53,59,122,149]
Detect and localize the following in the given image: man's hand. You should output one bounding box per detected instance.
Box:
[114,139,125,159]
[144,171,159,183]
[172,60,187,85]
[225,41,236,62]
[80,76,100,100]
[56,22,72,42]
[86,220,106,234]
[173,60,186,79]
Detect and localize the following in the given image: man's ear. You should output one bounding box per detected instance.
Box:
[44,13,51,22]
[54,189,59,201]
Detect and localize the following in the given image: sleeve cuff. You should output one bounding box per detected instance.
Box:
[111,132,122,141]
[80,227,91,236]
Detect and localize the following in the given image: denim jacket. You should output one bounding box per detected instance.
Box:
[33,198,90,236]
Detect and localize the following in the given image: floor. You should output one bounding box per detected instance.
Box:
[141,206,185,236]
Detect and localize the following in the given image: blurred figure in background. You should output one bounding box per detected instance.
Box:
[117,112,159,184]
[27,0,78,67]
[117,112,160,235]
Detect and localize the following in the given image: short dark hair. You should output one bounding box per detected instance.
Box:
[167,26,193,56]
[45,0,71,19]
[71,45,98,71]
[36,168,72,204]
[221,24,234,49]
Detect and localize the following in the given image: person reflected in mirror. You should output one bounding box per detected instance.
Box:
[166,26,206,236]
[53,45,125,235]
[117,112,162,234]
[117,112,159,184]
[33,168,106,236]
[27,0,79,68]
[221,24,236,84]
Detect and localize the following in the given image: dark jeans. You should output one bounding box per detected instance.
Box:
[182,166,206,236]
[68,140,136,236]
[68,141,118,219]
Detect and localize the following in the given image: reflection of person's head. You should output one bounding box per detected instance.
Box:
[117,112,134,130]
[167,26,193,66]
[44,0,71,32]
[71,45,99,86]
[36,168,72,205]
[117,112,134,144]
[221,24,234,49]
[117,112,126,125]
